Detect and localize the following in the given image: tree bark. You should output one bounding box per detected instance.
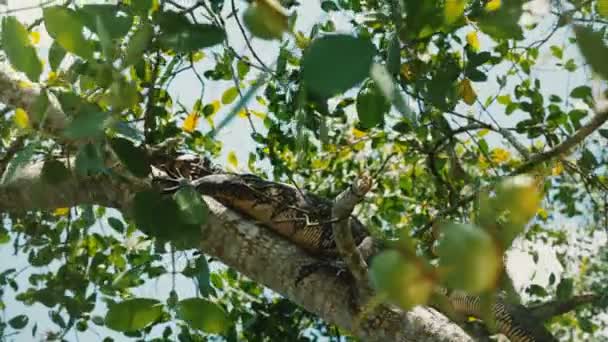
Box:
[0,159,474,341]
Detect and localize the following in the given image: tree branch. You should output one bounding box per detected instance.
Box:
[0,158,474,342]
[529,294,599,321]
[0,65,67,134]
[515,101,608,174]
[416,101,608,236]
[332,174,372,286]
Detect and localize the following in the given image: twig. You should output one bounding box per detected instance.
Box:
[230,0,272,73]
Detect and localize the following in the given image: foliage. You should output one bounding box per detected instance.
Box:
[0,0,607,340]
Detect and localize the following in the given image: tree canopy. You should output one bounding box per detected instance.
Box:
[0,0,608,341]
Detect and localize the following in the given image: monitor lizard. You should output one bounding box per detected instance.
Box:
[150,152,557,342]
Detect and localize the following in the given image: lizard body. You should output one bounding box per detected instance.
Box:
[151,153,556,342]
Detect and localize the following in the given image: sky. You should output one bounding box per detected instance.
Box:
[0,0,606,340]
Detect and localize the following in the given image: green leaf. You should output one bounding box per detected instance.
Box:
[176,298,229,333]
[356,81,389,129]
[63,112,109,140]
[465,68,488,82]
[221,86,239,105]
[48,41,67,71]
[105,298,163,332]
[211,72,267,138]
[321,1,339,11]
[109,138,151,178]
[369,64,414,122]
[41,159,70,185]
[124,22,153,68]
[437,223,501,293]
[50,311,66,329]
[477,0,524,40]
[302,34,376,97]
[8,315,28,329]
[173,185,209,226]
[1,17,42,82]
[556,278,573,300]
[526,284,549,297]
[574,25,608,80]
[369,250,433,310]
[158,11,225,53]
[43,6,94,59]
[107,217,125,233]
[112,121,145,142]
[94,14,114,59]
[386,33,401,76]
[74,143,106,176]
[132,190,201,246]
[1,143,37,185]
[78,5,133,40]
[570,85,592,100]
[195,256,212,297]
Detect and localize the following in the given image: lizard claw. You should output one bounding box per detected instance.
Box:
[294,260,350,287]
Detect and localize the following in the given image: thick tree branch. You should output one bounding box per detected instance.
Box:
[0,160,474,342]
[0,65,67,134]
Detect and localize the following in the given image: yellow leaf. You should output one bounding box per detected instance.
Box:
[311,158,329,170]
[227,151,238,168]
[221,86,239,105]
[599,0,608,18]
[18,80,32,89]
[14,108,30,129]
[352,127,366,138]
[458,79,477,105]
[29,31,40,45]
[491,148,511,163]
[206,117,215,129]
[478,155,489,170]
[295,31,310,49]
[477,129,490,137]
[499,175,542,222]
[485,0,501,11]
[182,112,200,133]
[237,109,248,118]
[46,71,58,82]
[151,0,160,12]
[256,96,267,106]
[251,110,267,120]
[191,51,205,62]
[552,162,563,176]
[54,207,70,216]
[444,0,465,24]
[243,0,289,40]
[537,207,548,220]
[400,64,412,80]
[466,31,480,51]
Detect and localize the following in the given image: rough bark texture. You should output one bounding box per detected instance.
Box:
[0,160,474,341]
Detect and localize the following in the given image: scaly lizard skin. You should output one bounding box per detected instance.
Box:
[151,153,557,342]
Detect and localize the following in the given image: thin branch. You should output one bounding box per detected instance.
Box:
[416,102,608,236]
[529,294,599,321]
[230,0,272,73]
[515,102,608,174]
